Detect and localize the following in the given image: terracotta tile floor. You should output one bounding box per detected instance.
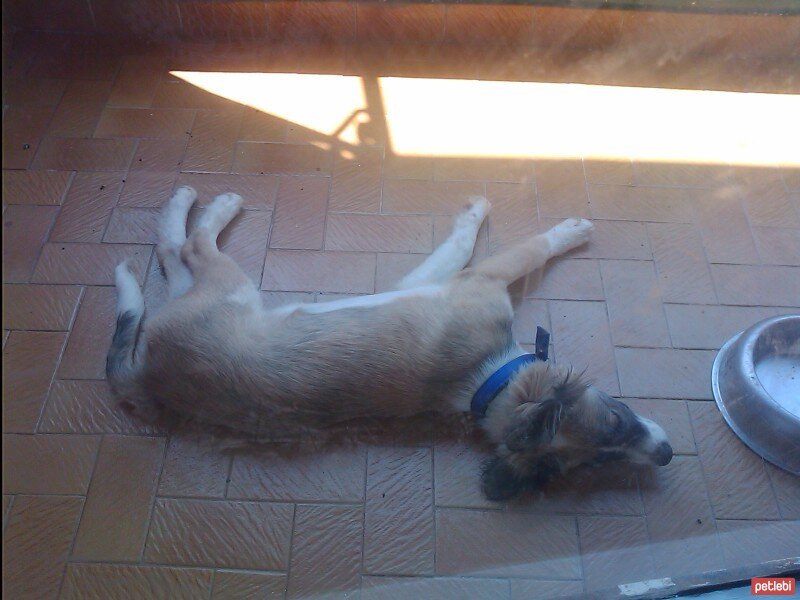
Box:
[3,34,800,600]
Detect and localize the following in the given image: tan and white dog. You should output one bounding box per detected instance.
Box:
[108,187,672,500]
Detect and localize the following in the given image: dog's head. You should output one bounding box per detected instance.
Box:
[481,363,672,501]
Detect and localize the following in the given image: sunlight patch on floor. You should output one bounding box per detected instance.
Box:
[172,70,800,166]
[173,71,368,146]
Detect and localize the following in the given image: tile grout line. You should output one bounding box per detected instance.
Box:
[320,160,335,275]
[685,194,723,305]
[66,555,287,574]
[24,77,69,171]
[97,171,128,244]
[573,515,588,595]
[430,443,437,577]
[359,448,370,580]
[127,564,284,576]
[20,195,61,285]
[1,495,16,535]
[736,173,768,268]
[206,569,216,600]
[61,170,78,206]
[31,325,71,434]
[27,284,84,427]
[138,436,171,564]
[377,144,386,219]
[635,464,659,580]
[256,174,280,293]
[56,432,104,599]
[685,406,729,566]
[762,466,790,521]
[594,270,624,396]
[652,260,675,348]
[642,226,676,349]
[362,572,583,582]
[222,453,236,500]
[370,156,382,292]
[284,504,298,599]
[581,159,621,396]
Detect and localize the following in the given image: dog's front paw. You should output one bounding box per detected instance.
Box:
[545,217,594,255]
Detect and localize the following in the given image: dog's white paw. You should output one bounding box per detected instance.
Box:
[545,217,594,255]
[212,192,243,214]
[456,196,492,229]
[197,192,244,232]
[170,185,198,208]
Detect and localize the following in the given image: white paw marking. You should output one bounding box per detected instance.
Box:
[456,196,492,229]
[546,218,594,255]
[114,261,144,315]
[170,185,198,207]
[212,192,243,215]
[199,192,243,231]
[162,187,197,244]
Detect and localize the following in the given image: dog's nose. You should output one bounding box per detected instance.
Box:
[653,441,673,466]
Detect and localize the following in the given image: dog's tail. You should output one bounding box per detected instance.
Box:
[106,261,145,396]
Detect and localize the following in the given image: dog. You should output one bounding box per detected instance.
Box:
[107,186,673,500]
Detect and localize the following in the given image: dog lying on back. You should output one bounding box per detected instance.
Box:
[108,187,673,500]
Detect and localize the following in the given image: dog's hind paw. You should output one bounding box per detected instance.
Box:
[456,196,492,229]
[169,185,198,208]
[545,217,594,255]
[212,192,243,214]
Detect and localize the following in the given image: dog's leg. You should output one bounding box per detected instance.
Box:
[180,193,253,294]
[396,197,491,289]
[157,186,197,298]
[473,218,594,284]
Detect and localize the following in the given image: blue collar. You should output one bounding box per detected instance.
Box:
[470,326,550,418]
[470,354,538,418]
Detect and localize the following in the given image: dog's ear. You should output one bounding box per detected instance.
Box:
[504,397,564,452]
[505,370,586,452]
[481,456,524,501]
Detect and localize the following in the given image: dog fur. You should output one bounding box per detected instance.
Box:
[108,187,672,500]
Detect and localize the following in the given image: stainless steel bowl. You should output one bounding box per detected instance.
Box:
[712,314,800,476]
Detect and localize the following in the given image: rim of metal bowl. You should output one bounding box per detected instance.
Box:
[711,320,800,476]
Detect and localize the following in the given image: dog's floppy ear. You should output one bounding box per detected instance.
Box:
[504,397,564,452]
[504,372,585,452]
